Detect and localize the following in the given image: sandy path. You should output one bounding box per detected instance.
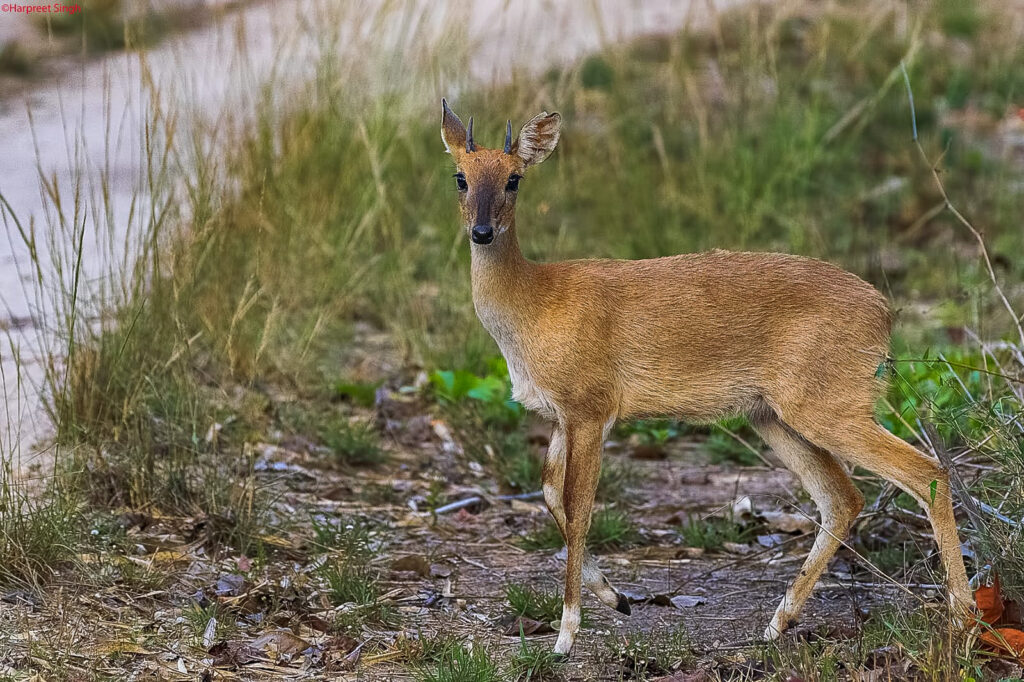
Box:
[0,0,740,475]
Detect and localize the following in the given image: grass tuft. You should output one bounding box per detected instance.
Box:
[506,636,566,681]
[676,514,751,551]
[505,583,564,623]
[416,642,500,682]
[604,626,694,678]
[520,507,640,552]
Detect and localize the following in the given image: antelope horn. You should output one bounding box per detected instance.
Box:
[466,117,475,152]
[504,119,513,153]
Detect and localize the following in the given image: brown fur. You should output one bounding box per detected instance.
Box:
[440,101,972,655]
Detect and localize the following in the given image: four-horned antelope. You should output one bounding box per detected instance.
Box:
[439,99,972,655]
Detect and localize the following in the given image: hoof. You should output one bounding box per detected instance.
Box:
[615,592,632,616]
[764,617,797,641]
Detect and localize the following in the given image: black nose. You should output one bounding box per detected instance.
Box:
[471,225,494,245]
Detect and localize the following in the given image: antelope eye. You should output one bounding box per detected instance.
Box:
[505,174,522,192]
[454,173,467,192]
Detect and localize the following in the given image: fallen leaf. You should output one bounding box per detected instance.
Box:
[202,617,217,649]
[208,640,263,667]
[503,616,555,636]
[215,573,246,597]
[429,563,452,578]
[976,572,1004,625]
[979,628,1024,661]
[251,630,311,657]
[391,555,430,577]
[669,595,706,609]
[431,419,464,455]
[619,588,652,603]
[757,533,789,548]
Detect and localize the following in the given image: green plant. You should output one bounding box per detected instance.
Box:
[0,482,79,587]
[320,560,379,606]
[334,380,381,408]
[319,558,399,632]
[321,418,386,466]
[865,542,924,579]
[704,417,764,467]
[430,359,525,429]
[615,419,684,447]
[505,583,564,623]
[519,522,565,552]
[183,602,233,645]
[676,514,750,551]
[604,626,694,678]
[597,458,639,503]
[506,634,565,681]
[417,642,500,682]
[279,405,386,466]
[587,507,641,550]
[519,507,640,552]
[309,514,375,557]
[496,445,543,492]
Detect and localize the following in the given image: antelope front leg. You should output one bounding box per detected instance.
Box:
[544,425,630,616]
[553,420,605,656]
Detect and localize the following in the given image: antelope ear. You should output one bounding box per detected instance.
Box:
[516,112,561,167]
[441,98,467,155]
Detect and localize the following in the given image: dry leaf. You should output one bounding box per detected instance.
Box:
[391,555,431,577]
[251,630,311,657]
[503,616,555,636]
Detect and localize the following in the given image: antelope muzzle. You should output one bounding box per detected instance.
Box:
[471,224,494,245]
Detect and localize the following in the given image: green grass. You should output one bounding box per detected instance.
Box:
[758,605,974,682]
[183,602,234,646]
[676,514,751,552]
[505,583,565,623]
[604,626,694,678]
[520,507,640,552]
[320,560,379,606]
[587,508,641,550]
[279,404,386,467]
[596,458,639,503]
[518,522,565,552]
[309,514,376,556]
[416,643,501,682]
[0,482,79,587]
[318,558,399,632]
[505,637,566,681]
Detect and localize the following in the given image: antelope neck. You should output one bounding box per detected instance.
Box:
[469,224,536,315]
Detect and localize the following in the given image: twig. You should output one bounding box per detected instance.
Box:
[433,490,543,515]
[900,62,1024,347]
[714,422,776,468]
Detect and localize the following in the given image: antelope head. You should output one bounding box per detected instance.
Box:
[440,98,561,245]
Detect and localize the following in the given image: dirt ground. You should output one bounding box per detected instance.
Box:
[0,369,941,680]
